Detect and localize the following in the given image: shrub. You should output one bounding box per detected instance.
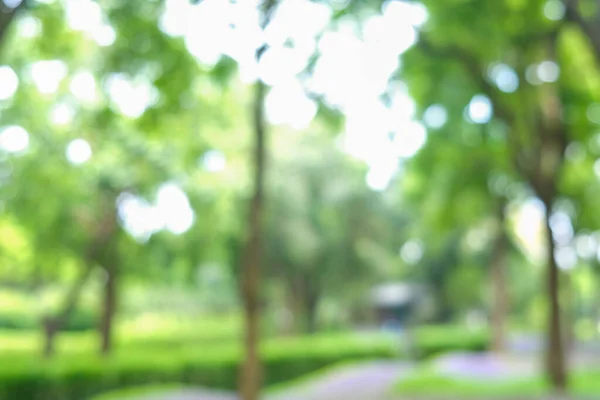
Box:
[0,333,400,400]
[414,325,488,359]
[0,308,97,332]
[0,326,489,399]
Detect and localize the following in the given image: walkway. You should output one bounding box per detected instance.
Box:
[133,361,411,400]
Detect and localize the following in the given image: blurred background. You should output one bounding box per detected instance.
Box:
[0,0,599,399]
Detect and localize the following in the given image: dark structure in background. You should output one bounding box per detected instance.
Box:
[371,283,426,328]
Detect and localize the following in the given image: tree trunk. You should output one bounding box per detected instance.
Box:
[41,265,94,358]
[42,318,59,358]
[490,207,508,354]
[543,205,567,391]
[238,66,267,400]
[99,265,117,355]
[238,4,276,398]
[0,0,24,50]
[562,272,576,354]
[305,289,319,334]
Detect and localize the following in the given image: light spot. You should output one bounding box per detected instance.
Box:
[587,103,600,125]
[3,0,22,8]
[537,60,560,83]
[514,198,546,264]
[555,245,577,270]
[365,10,417,55]
[575,234,597,260]
[156,182,195,234]
[265,79,317,129]
[66,138,92,165]
[265,0,331,46]
[27,60,68,95]
[93,24,116,47]
[489,63,519,93]
[382,0,428,28]
[488,172,510,196]
[525,64,543,85]
[64,0,103,32]
[549,211,574,245]
[565,142,585,162]
[69,71,97,104]
[467,94,493,124]
[400,240,424,264]
[544,0,565,21]
[393,121,426,158]
[201,150,226,172]
[258,46,308,86]
[0,66,18,101]
[17,15,41,38]
[423,104,447,129]
[0,126,29,153]
[49,103,75,126]
[104,74,156,118]
[366,164,396,191]
[117,193,163,243]
[594,159,600,178]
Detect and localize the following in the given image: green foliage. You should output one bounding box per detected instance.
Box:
[0,309,95,331]
[0,325,488,399]
[395,367,600,397]
[91,384,185,400]
[0,333,400,400]
[413,325,489,359]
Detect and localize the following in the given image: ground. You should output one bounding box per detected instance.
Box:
[126,362,410,400]
[121,335,600,400]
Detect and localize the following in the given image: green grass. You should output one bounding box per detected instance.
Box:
[395,367,600,397]
[91,384,186,400]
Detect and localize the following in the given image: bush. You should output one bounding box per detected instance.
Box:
[0,326,489,400]
[414,325,488,359]
[0,333,400,400]
[0,308,97,332]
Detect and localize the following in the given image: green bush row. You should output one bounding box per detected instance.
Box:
[413,326,488,359]
[0,327,489,400]
[0,334,399,400]
[0,309,96,331]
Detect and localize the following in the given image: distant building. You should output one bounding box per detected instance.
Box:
[371,282,427,328]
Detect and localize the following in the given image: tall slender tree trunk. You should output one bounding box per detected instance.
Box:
[239,61,268,400]
[99,264,118,355]
[490,203,508,354]
[238,3,276,399]
[42,264,94,358]
[543,203,567,391]
[305,290,319,334]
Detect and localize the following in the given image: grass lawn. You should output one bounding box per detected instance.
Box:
[395,367,600,397]
[91,384,186,400]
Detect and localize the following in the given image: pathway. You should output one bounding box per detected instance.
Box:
[131,361,411,400]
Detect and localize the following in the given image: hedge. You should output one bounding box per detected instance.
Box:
[0,327,489,400]
[0,334,398,400]
[0,309,96,332]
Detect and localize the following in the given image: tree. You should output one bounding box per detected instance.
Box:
[264,129,401,333]
[399,0,600,389]
[238,1,277,398]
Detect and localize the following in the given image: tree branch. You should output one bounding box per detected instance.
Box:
[0,0,26,55]
[565,0,600,63]
[416,35,536,181]
[417,35,515,124]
